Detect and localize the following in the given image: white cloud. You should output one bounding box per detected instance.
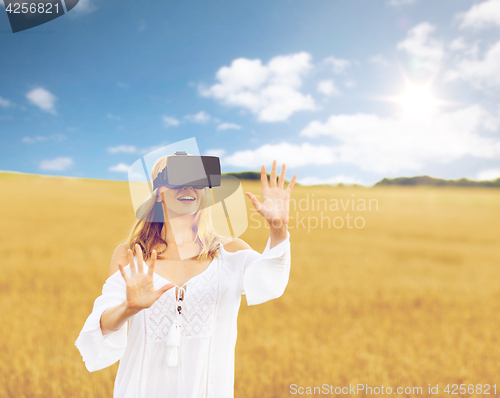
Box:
[397,22,445,74]
[22,133,65,144]
[298,175,364,186]
[26,87,57,114]
[185,111,212,124]
[70,0,97,17]
[204,149,227,157]
[199,52,317,122]
[23,136,46,144]
[108,143,176,156]
[388,0,415,6]
[475,168,500,181]
[0,96,11,107]
[344,80,357,88]
[107,114,121,121]
[448,36,480,58]
[317,80,340,96]
[107,145,137,154]
[322,56,351,74]
[40,157,73,171]
[458,0,500,29]
[162,116,180,128]
[369,54,391,67]
[445,39,500,88]
[449,37,467,51]
[109,163,130,173]
[300,105,500,174]
[217,123,242,131]
[223,142,336,168]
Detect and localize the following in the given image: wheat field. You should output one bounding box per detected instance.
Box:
[0,171,499,398]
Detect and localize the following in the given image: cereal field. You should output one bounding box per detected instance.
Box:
[0,171,499,397]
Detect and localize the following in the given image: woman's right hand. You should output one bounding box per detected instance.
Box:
[117,244,175,311]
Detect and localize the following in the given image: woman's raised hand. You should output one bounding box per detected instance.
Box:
[245,160,297,229]
[117,244,175,311]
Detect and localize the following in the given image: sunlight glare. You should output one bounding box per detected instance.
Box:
[396,83,440,118]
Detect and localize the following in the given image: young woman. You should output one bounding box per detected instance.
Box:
[74,153,296,398]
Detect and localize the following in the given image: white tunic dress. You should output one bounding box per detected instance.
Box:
[74,232,291,398]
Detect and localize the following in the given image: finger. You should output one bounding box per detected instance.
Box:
[245,192,263,212]
[148,250,157,276]
[270,160,277,188]
[118,262,129,282]
[128,249,136,276]
[260,164,269,190]
[278,163,286,189]
[136,244,144,274]
[286,174,297,193]
[157,282,175,297]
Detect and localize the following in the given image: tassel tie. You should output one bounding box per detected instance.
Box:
[166,286,185,367]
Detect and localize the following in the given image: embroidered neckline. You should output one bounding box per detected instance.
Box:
[144,252,220,344]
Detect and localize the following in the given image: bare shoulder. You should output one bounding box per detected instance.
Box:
[220,237,252,253]
[109,242,130,277]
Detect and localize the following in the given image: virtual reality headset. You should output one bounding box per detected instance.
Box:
[152,152,221,190]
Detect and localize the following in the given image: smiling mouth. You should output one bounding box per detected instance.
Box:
[177,196,196,202]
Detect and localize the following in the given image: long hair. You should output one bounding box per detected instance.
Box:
[125,154,222,262]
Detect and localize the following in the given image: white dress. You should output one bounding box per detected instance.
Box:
[74,232,291,398]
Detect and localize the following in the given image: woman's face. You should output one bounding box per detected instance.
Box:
[156,185,203,217]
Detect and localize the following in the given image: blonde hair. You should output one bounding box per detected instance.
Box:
[125,154,222,261]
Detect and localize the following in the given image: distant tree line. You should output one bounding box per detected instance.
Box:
[374,175,500,188]
[223,172,264,180]
[223,171,500,188]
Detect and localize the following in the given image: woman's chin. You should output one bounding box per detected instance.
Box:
[167,205,199,218]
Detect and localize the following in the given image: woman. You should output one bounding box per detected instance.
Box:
[74,153,296,398]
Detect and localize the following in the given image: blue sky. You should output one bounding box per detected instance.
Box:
[1,0,500,186]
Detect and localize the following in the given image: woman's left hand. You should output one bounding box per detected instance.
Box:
[245,160,297,230]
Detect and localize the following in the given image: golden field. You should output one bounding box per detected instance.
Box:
[0,171,499,398]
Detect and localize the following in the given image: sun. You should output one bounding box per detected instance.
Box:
[399,86,435,114]
[394,82,441,118]
[374,67,458,119]
[390,80,451,119]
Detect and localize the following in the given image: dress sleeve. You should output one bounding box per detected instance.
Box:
[74,271,128,372]
[241,231,291,306]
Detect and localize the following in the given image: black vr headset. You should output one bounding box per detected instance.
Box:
[152,152,221,190]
